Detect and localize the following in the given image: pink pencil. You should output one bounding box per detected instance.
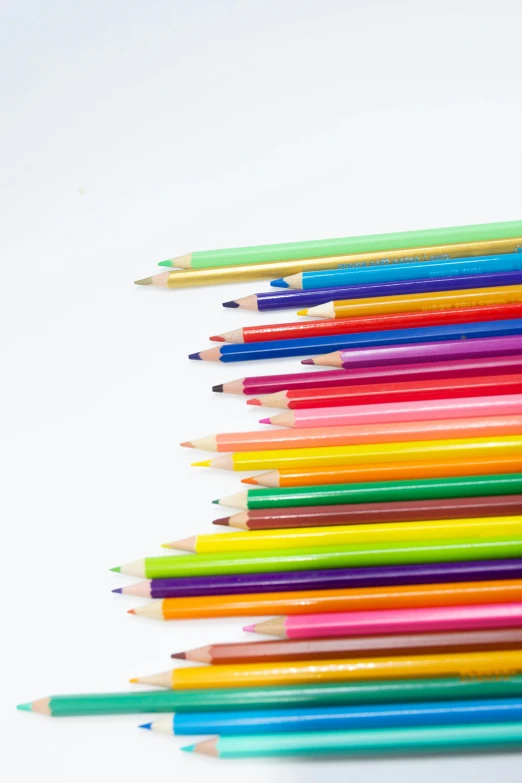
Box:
[266,394,522,429]
[247,602,522,639]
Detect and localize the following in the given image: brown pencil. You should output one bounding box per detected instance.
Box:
[172,627,522,665]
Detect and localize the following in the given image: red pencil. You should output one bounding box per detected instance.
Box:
[249,373,522,409]
[211,303,522,344]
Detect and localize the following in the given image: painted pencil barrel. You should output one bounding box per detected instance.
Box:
[196,722,522,758]
[169,698,522,735]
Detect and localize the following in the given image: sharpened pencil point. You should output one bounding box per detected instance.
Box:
[212,384,224,392]
[259,418,270,424]
[181,744,195,753]
[301,358,314,365]
[209,335,225,342]
[247,398,261,406]
[242,477,258,485]
[110,566,121,573]
[158,260,173,267]
[128,609,136,615]
[212,499,219,504]
[243,624,256,633]
[134,277,153,286]
[222,300,239,308]
[188,352,202,360]
[212,516,230,525]
[180,441,194,448]
[139,722,152,729]
[17,703,32,712]
[297,309,308,316]
[270,278,289,288]
[112,587,123,594]
[129,678,139,684]
[171,652,187,660]
[191,460,212,467]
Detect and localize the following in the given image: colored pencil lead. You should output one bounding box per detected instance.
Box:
[171,652,187,660]
[139,722,152,730]
[297,309,308,315]
[181,745,196,753]
[210,335,225,342]
[212,516,230,525]
[271,279,289,288]
[157,261,171,267]
[188,352,202,360]
[212,499,220,504]
[301,358,314,365]
[259,418,271,424]
[241,477,259,485]
[112,587,123,594]
[16,703,31,712]
[243,624,256,633]
[129,678,139,684]
[110,566,121,573]
[134,277,153,286]
[247,399,261,406]
[127,609,136,615]
[180,441,194,448]
[223,300,240,308]
[212,384,224,392]
[191,460,212,467]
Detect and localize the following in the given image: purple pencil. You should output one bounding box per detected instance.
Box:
[213,355,522,396]
[305,334,522,368]
[224,270,522,312]
[114,559,522,599]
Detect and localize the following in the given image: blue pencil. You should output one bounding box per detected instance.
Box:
[226,270,522,311]
[190,318,522,362]
[271,251,522,290]
[141,697,522,736]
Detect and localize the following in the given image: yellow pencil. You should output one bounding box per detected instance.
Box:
[300,285,522,319]
[164,516,522,554]
[192,436,522,472]
[131,649,522,689]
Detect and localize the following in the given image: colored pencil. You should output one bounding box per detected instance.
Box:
[226,270,522,311]
[211,303,522,344]
[144,698,522,737]
[158,220,522,269]
[19,677,522,716]
[250,376,522,410]
[221,497,522,528]
[129,580,522,621]
[272,251,522,290]
[249,459,522,489]
[265,396,522,429]
[184,416,522,454]
[306,334,522,369]
[215,356,522,395]
[248,605,522,640]
[113,537,522,579]
[198,437,522,473]
[301,284,522,320]
[131,649,522,689]
[167,518,522,555]
[117,560,522,599]
[137,239,522,288]
[182,722,522,758]
[174,628,522,665]
[216,474,522,510]
[189,319,522,363]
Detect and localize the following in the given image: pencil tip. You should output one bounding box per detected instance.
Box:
[112,587,123,594]
[212,384,224,393]
[180,441,194,448]
[212,499,219,505]
[129,678,139,684]
[134,277,154,286]
[246,398,261,406]
[259,418,270,424]
[157,260,172,267]
[171,652,187,660]
[241,477,258,485]
[181,744,195,753]
[191,460,212,467]
[127,609,136,615]
[301,358,314,365]
[222,300,239,308]
[209,335,225,342]
[212,516,230,525]
[243,624,256,633]
[139,722,152,730]
[110,566,121,573]
[16,703,32,712]
[270,278,288,288]
[188,352,202,360]
[297,309,307,316]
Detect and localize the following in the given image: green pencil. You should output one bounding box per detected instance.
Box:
[158,219,522,269]
[18,676,522,716]
[113,536,522,578]
[183,722,522,758]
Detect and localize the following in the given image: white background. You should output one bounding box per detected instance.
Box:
[2,1,522,781]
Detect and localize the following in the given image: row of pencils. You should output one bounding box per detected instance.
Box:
[19,219,522,760]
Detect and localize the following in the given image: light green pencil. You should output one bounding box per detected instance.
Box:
[159,219,522,269]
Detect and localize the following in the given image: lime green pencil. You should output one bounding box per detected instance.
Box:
[159,219,522,269]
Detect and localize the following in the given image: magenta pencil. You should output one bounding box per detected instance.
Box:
[248,602,522,640]
[267,394,522,429]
